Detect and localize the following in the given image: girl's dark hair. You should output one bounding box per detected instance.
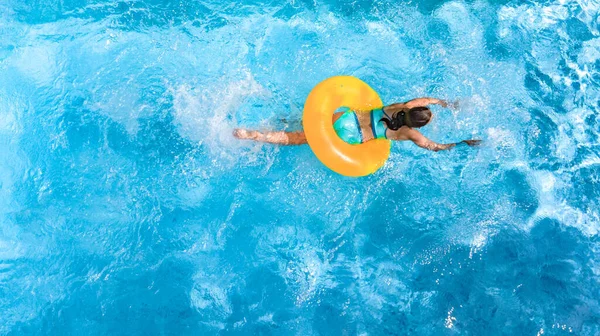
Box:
[380,106,432,130]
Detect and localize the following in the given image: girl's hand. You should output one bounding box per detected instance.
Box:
[438,100,459,109]
[461,139,482,146]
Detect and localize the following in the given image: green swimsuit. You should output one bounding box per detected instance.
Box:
[333,107,388,144]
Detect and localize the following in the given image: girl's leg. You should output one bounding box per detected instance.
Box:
[233,129,307,145]
[233,112,342,146]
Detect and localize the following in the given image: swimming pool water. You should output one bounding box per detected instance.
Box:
[1,0,599,334]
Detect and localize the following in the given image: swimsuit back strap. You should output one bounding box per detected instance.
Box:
[371,108,388,139]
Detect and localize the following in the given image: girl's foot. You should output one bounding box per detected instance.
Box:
[233,129,260,140]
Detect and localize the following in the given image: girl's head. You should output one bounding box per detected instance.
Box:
[380,106,432,130]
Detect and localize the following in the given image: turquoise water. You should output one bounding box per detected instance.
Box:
[1,0,600,334]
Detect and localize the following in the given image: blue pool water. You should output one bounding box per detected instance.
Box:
[1,0,600,334]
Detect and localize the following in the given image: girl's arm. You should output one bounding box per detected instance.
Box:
[403,128,480,152]
[404,97,454,109]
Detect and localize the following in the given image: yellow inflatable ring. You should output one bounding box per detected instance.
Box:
[302,76,391,176]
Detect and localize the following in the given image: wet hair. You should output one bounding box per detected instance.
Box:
[380,106,432,130]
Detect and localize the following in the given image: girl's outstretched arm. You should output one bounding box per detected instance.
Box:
[233,129,307,145]
[404,128,480,152]
[404,97,455,109]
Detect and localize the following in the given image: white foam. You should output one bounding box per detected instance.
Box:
[566,107,592,144]
[436,2,484,49]
[254,225,331,306]
[555,123,577,162]
[190,269,232,322]
[498,3,570,32]
[12,45,57,86]
[171,72,271,166]
[0,93,21,135]
[486,127,519,153]
[528,169,599,236]
[352,258,412,318]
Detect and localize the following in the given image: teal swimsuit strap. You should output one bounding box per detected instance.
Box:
[370,108,390,139]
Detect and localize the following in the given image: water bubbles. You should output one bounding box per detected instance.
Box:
[444,307,456,328]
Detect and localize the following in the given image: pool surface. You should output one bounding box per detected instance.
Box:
[1,0,599,334]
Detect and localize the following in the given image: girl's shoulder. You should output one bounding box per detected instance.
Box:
[386,126,413,141]
[383,102,408,112]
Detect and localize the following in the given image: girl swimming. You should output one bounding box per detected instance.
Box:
[233,98,481,151]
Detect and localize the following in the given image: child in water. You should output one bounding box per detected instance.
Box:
[234,97,480,151]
